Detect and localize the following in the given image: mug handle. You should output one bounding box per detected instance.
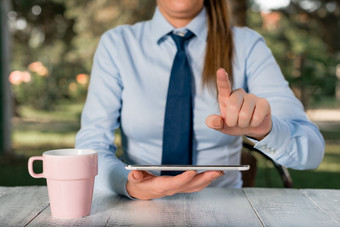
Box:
[28,156,45,178]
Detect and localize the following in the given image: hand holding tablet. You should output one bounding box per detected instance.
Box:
[125,164,250,171]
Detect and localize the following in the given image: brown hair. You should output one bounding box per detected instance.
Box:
[203,0,234,88]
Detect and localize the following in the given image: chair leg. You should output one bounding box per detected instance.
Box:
[242,141,293,188]
[241,150,257,187]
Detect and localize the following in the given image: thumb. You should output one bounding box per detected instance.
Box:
[128,170,145,184]
[206,114,224,130]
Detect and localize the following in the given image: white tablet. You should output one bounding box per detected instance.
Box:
[125,165,250,171]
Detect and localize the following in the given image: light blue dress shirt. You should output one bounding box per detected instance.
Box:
[75,7,325,197]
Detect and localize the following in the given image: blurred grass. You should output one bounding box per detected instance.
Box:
[1,102,340,189]
[253,143,340,189]
[0,102,83,186]
[12,103,82,156]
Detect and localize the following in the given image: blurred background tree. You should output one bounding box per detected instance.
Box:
[9,0,76,110]
[2,0,340,189]
[8,0,155,111]
[2,0,337,112]
[7,0,339,111]
[249,0,340,108]
[63,0,156,73]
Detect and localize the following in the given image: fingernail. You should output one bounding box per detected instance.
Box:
[219,68,228,74]
[212,117,223,128]
[212,172,221,179]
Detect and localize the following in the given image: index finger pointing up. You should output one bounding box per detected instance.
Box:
[216,68,232,99]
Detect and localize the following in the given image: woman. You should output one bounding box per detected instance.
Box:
[75,0,324,200]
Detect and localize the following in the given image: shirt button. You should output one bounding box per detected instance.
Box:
[269,149,276,155]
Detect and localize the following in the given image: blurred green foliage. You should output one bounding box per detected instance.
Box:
[8,0,156,111]
[7,0,340,111]
[248,0,339,108]
[3,0,340,189]
[12,72,48,109]
[2,103,339,188]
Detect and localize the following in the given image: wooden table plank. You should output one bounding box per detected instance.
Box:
[301,189,340,224]
[3,186,340,226]
[26,191,123,227]
[243,188,339,226]
[27,188,262,226]
[0,186,49,226]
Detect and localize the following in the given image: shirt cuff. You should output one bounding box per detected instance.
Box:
[248,115,291,160]
[109,164,136,200]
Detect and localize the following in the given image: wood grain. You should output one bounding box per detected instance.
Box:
[301,189,340,224]
[244,188,339,226]
[0,186,49,226]
[28,188,262,226]
[2,186,340,226]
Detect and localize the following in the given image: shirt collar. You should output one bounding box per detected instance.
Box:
[150,6,208,44]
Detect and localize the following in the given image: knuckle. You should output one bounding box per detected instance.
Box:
[246,93,256,100]
[234,88,245,94]
[258,97,269,106]
[227,103,239,113]
[251,114,262,125]
[239,110,250,120]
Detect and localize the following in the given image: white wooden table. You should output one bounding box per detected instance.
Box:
[0,186,339,226]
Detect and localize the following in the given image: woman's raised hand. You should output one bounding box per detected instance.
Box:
[206,68,272,141]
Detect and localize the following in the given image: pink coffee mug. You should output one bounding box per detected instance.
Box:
[28,149,98,219]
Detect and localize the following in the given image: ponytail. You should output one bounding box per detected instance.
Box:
[203,0,234,88]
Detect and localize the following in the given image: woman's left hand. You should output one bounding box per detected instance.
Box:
[206,68,272,141]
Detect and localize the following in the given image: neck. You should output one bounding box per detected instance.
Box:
[158,7,201,28]
[162,14,192,28]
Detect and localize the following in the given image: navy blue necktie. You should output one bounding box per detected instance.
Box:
[161,31,195,176]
